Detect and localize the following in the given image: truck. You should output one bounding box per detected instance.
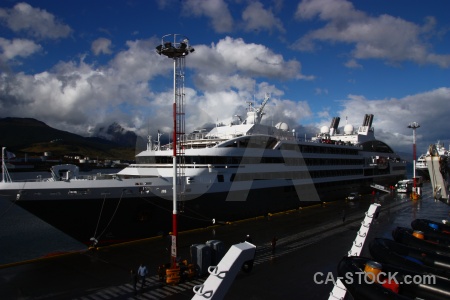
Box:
[395,179,413,193]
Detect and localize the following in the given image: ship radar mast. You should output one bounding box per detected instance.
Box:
[153,131,163,151]
[146,135,152,151]
[244,93,270,125]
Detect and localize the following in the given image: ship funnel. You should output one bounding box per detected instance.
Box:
[367,114,373,128]
[362,114,374,127]
[329,117,340,136]
[330,117,340,130]
[362,114,368,126]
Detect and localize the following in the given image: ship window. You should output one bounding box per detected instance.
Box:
[232,157,241,164]
[217,175,224,182]
[68,189,90,195]
[225,136,279,149]
[360,140,394,153]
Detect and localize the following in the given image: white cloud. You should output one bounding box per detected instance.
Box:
[110,37,175,86]
[193,73,256,93]
[331,88,450,153]
[155,0,177,10]
[344,59,362,69]
[0,37,42,61]
[0,2,72,40]
[183,88,311,134]
[190,37,312,80]
[241,1,285,34]
[295,0,364,22]
[0,37,167,134]
[91,38,112,56]
[0,34,315,139]
[270,98,313,125]
[0,18,448,158]
[314,88,328,95]
[293,0,450,68]
[182,0,233,33]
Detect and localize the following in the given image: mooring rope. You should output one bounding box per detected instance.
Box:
[92,194,107,240]
[94,190,125,242]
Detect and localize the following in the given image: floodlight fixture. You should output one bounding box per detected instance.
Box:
[156,34,194,59]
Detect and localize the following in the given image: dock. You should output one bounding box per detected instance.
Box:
[1,183,449,299]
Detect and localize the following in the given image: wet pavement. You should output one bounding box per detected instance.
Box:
[0,182,449,300]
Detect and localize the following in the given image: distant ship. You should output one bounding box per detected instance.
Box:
[415,153,429,179]
[415,140,449,180]
[0,96,406,247]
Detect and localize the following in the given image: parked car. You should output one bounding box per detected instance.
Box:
[346,192,361,201]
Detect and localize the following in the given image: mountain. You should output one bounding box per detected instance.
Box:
[0,118,137,160]
[94,122,143,148]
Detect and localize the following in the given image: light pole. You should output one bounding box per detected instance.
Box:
[156,34,194,270]
[408,122,420,199]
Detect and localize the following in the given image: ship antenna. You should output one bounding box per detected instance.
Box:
[155,130,163,151]
[147,135,152,151]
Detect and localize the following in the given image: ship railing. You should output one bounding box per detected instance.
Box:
[184,139,223,149]
[73,173,120,180]
[2,177,52,183]
[0,174,115,183]
[127,163,212,168]
[10,173,120,182]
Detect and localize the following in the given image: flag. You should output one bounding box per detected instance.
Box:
[5,150,15,159]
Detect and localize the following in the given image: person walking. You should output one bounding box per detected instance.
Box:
[137,263,148,290]
[271,236,278,254]
[130,269,138,295]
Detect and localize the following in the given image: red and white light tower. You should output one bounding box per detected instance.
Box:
[156,34,194,268]
[408,122,420,200]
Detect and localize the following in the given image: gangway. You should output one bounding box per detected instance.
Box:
[192,242,256,300]
[426,144,449,200]
[370,183,392,193]
[329,203,381,299]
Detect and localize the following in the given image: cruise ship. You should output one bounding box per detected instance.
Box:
[415,153,429,179]
[0,96,406,246]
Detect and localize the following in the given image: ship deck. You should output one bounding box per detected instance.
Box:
[0,182,449,299]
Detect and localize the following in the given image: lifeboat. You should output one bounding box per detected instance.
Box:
[411,219,450,236]
[369,238,450,279]
[392,227,450,256]
[337,256,450,300]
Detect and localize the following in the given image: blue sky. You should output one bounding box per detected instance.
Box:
[0,0,449,156]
